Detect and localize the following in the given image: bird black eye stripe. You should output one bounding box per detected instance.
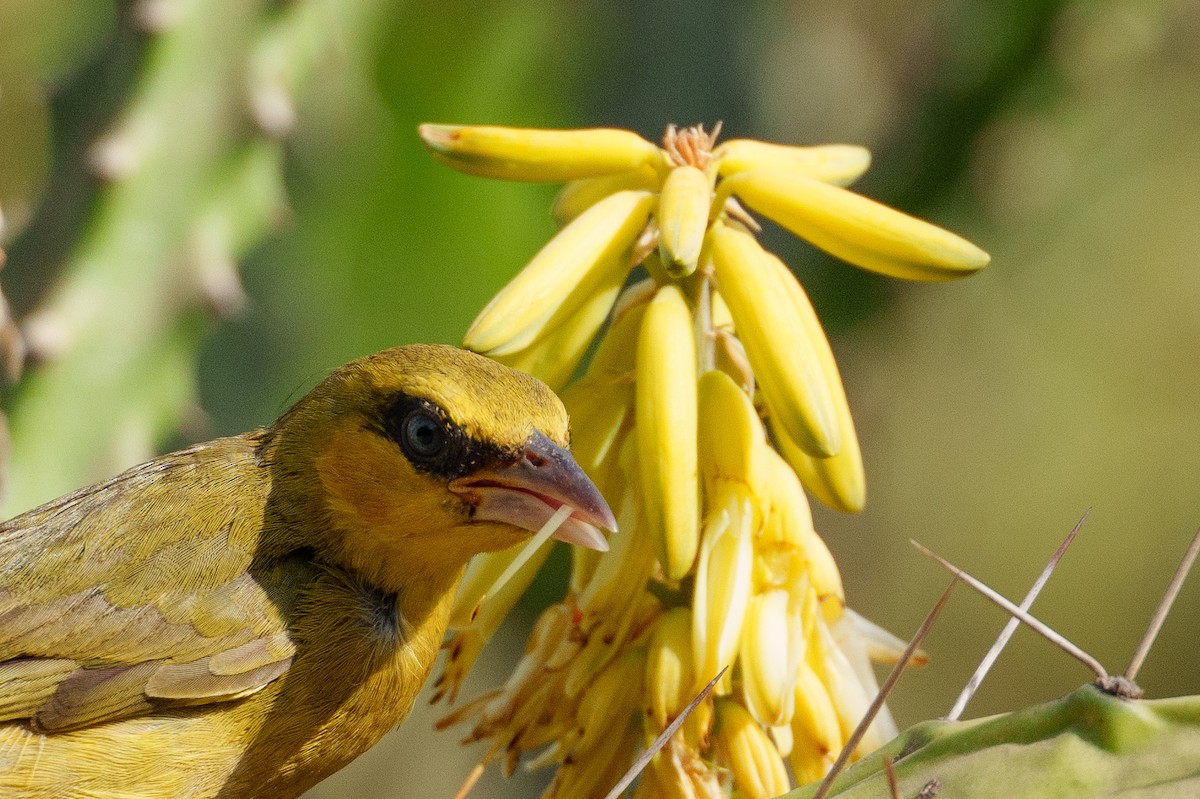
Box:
[378,393,509,479]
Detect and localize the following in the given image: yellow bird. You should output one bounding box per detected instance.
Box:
[0,344,615,798]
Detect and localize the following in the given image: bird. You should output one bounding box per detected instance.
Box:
[0,343,616,798]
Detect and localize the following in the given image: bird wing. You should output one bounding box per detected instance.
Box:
[0,434,309,732]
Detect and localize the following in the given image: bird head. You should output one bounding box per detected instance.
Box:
[267,344,616,585]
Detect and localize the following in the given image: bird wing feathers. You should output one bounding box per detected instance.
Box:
[0,434,306,732]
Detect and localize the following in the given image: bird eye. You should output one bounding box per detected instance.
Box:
[402,411,448,461]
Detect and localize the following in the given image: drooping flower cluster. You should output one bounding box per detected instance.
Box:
[421,122,987,798]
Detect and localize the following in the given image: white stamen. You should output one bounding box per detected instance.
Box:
[477,505,574,614]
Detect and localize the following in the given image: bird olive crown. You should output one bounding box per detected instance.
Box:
[379,393,511,480]
[419,122,989,797]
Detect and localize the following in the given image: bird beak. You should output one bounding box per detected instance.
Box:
[449,430,617,551]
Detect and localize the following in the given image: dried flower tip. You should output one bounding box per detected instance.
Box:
[662,122,723,169]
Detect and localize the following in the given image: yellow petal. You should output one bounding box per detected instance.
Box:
[708,222,841,456]
[713,698,791,799]
[560,376,632,483]
[697,368,767,499]
[656,164,713,277]
[491,268,624,391]
[740,589,799,726]
[576,483,651,614]
[722,169,990,281]
[464,189,655,355]
[790,661,842,783]
[760,447,816,550]
[646,607,696,729]
[716,139,871,187]
[636,284,700,581]
[574,648,646,755]
[759,247,865,511]
[419,123,661,182]
[553,165,661,224]
[692,487,754,694]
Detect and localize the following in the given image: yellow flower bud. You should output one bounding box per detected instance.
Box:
[656,164,713,277]
[646,607,696,730]
[790,660,843,783]
[574,648,646,755]
[715,139,871,186]
[419,123,661,181]
[709,222,841,457]
[740,589,802,726]
[554,165,661,224]
[692,486,754,695]
[697,369,768,501]
[713,699,791,799]
[465,189,655,356]
[637,284,701,581]
[721,168,990,281]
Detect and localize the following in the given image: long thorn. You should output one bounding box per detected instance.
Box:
[946,509,1089,720]
[1125,526,1200,682]
[602,665,727,799]
[813,577,959,799]
[883,756,901,799]
[912,540,1109,682]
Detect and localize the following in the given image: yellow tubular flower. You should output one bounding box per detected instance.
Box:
[790,661,843,784]
[464,189,656,355]
[559,294,645,476]
[573,484,649,626]
[759,248,866,512]
[565,486,658,698]
[809,609,888,753]
[636,284,700,581]
[713,699,792,799]
[645,738,723,799]
[714,139,872,187]
[720,168,990,281]
[773,414,865,515]
[740,589,801,727]
[560,302,644,594]
[831,613,899,739]
[709,222,841,457]
[655,164,713,277]
[559,375,632,489]
[418,124,662,181]
[696,368,767,501]
[572,648,646,756]
[646,607,696,730]
[760,446,817,550]
[554,165,661,225]
[547,717,641,799]
[493,269,625,391]
[692,486,754,695]
[759,448,846,620]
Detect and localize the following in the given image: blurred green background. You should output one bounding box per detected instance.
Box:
[2,0,1198,796]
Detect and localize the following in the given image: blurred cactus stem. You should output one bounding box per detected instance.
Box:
[785,685,1200,798]
[1,0,380,514]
